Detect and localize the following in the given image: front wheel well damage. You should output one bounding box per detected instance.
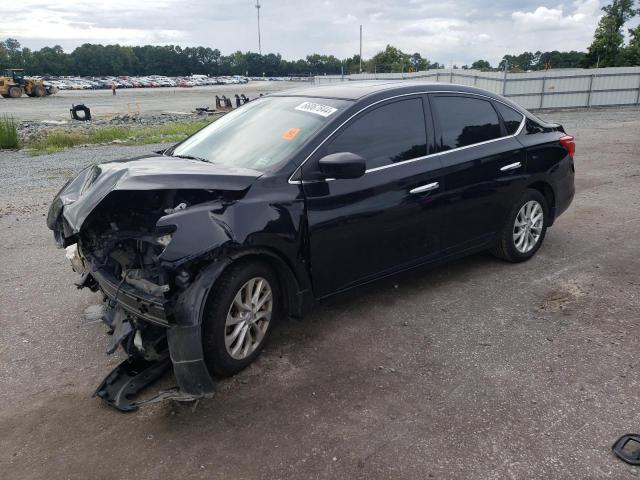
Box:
[211,250,310,320]
[164,249,307,398]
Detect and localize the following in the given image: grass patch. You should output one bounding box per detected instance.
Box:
[0,116,19,149]
[26,118,215,155]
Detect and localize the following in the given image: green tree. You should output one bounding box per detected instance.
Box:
[583,0,638,67]
[617,24,640,65]
[342,54,362,74]
[536,50,586,69]
[470,59,492,70]
[25,46,70,75]
[0,43,8,70]
[409,52,430,71]
[369,45,411,73]
[1,38,25,68]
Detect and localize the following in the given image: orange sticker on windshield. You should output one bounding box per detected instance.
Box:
[282,127,300,140]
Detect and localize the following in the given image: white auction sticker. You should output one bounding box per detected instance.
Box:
[294,101,337,117]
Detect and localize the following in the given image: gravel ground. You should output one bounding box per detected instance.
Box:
[1,106,639,479]
[0,143,175,202]
[0,81,300,122]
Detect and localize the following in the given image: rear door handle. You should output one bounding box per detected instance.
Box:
[410,182,439,194]
[500,162,522,172]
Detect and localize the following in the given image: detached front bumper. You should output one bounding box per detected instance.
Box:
[86,257,232,411]
[93,268,171,327]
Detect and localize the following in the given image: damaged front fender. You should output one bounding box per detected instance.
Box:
[156,202,235,265]
[167,259,231,397]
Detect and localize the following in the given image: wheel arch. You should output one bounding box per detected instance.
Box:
[527,181,556,226]
[219,247,313,320]
[166,246,312,397]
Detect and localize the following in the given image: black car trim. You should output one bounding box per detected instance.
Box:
[289,90,525,184]
[93,269,171,327]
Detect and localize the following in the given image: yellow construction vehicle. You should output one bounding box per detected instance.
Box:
[0,69,51,98]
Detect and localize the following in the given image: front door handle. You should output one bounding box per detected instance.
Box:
[410,182,439,194]
[500,162,522,172]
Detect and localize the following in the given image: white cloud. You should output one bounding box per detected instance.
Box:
[0,0,607,67]
[512,0,601,32]
[333,14,358,25]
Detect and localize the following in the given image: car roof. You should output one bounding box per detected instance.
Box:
[271,80,499,102]
[271,80,530,116]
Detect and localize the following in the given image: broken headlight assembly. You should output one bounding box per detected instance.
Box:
[156,233,173,247]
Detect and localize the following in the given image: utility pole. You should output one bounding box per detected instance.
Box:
[502,59,509,96]
[359,25,362,73]
[256,0,262,55]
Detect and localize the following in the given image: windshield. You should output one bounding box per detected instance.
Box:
[170,96,348,172]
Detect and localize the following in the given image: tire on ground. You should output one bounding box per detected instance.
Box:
[201,259,280,377]
[490,188,548,263]
[70,104,91,121]
[8,86,22,98]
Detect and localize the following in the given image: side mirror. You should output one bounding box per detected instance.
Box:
[318,152,366,179]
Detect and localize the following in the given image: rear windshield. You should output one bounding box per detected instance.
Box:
[169,96,348,172]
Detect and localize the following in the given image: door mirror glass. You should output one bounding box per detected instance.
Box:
[318,152,366,179]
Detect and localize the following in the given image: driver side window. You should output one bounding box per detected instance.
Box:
[326,97,428,171]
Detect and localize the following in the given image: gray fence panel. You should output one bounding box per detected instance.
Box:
[544,76,591,93]
[474,77,501,93]
[508,95,540,110]
[315,67,640,109]
[543,92,590,108]
[505,78,543,95]
[590,90,638,106]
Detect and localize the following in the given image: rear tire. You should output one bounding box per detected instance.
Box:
[202,260,280,377]
[490,189,548,263]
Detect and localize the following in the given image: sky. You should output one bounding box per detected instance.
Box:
[0,0,626,66]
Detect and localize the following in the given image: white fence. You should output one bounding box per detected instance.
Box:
[314,67,640,110]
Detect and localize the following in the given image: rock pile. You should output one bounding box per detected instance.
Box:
[18,112,214,143]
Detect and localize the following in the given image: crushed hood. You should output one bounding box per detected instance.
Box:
[47,154,262,234]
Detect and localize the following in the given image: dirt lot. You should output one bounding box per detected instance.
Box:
[1,106,639,479]
[0,81,300,121]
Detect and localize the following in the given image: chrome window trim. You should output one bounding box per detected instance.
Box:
[288,90,525,185]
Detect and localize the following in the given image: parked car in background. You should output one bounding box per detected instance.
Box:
[33,74,251,91]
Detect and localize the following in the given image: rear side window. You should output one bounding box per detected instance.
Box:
[327,98,427,170]
[494,102,524,135]
[432,95,501,150]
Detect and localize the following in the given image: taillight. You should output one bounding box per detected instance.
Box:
[559,135,575,158]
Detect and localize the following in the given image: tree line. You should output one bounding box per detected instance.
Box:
[0,0,638,77]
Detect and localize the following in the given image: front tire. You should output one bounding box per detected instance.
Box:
[8,86,22,98]
[491,189,548,262]
[202,260,280,377]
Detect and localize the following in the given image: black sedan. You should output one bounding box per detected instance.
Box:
[47,81,575,410]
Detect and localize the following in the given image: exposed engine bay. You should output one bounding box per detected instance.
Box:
[67,189,227,410]
[79,189,221,298]
[47,155,267,411]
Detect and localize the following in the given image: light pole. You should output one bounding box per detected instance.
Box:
[359,25,362,73]
[256,0,262,55]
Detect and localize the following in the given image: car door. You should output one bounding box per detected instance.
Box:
[430,94,527,253]
[301,95,446,297]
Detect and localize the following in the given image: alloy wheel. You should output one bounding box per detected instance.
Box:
[513,200,544,253]
[224,277,273,360]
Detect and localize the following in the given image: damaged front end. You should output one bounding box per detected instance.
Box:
[48,155,262,411]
